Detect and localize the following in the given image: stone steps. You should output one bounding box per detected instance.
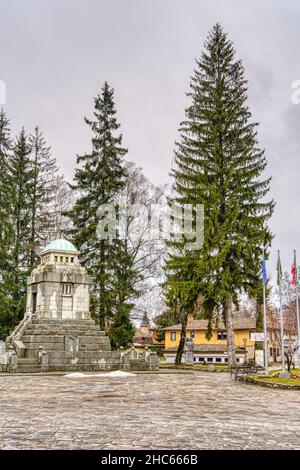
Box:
[18,319,112,364]
[8,317,144,371]
[17,358,41,373]
[24,327,105,336]
[21,335,65,343]
[17,365,41,373]
[21,335,109,344]
[47,364,121,372]
[18,358,38,364]
[31,319,96,325]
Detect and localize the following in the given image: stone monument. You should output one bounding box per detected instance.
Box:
[2,239,159,373]
[185,337,194,365]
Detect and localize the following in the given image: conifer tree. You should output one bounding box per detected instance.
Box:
[166,24,274,367]
[0,110,13,332]
[109,303,136,349]
[28,126,59,268]
[108,239,137,347]
[0,110,12,283]
[1,129,34,330]
[67,82,131,335]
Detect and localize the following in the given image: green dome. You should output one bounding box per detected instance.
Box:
[43,238,78,253]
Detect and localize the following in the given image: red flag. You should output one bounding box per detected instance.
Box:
[291,263,296,285]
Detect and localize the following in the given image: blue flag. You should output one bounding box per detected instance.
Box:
[261,256,267,285]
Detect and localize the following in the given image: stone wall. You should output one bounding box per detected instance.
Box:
[236,374,300,390]
[26,264,90,320]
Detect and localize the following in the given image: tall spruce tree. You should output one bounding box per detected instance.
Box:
[2,129,34,330]
[28,126,59,268]
[108,238,137,348]
[109,302,136,349]
[166,24,274,367]
[0,110,13,332]
[67,82,134,344]
[0,110,12,283]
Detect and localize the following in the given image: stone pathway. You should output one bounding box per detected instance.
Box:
[0,372,300,449]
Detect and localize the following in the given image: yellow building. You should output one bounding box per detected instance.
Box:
[162,317,257,365]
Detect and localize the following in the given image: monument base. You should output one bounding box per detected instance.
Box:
[3,318,159,373]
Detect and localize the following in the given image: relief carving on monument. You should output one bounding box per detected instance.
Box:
[61,269,75,283]
[65,336,79,353]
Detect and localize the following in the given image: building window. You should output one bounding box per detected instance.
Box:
[236,358,240,363]
[193,357,196,362]
[225,358,228,363]
[215,357,222,363]
[60,256,63,263]
[71,257,74,263]
[217,330,227,340]
[199,357,205,362]
[207,357,213,362]
[170,332,176,341]
[55,256,58,262]
[66,257,69,263]
[62,283,73,295]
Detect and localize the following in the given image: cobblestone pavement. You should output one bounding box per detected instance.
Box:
[0,371,300,450]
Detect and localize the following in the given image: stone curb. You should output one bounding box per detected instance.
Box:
[236,374,300,390]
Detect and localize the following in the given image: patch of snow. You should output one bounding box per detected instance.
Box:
[65,370,136,379]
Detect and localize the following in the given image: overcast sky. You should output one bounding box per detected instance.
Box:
[1,0,300,280]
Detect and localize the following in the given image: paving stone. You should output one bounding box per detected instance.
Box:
[0,372,300,449]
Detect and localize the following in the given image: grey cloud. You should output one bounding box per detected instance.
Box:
[1,0,300,278]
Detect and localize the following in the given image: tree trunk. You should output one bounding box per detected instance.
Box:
[285,352,291,373]
[175,309,188,365]
[224,298,237,369]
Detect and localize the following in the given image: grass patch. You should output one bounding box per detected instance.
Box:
[252,372,300,386]
[269,368,299,377]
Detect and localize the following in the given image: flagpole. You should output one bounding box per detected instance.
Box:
[262,252,268,375]
[263,279,269,375]
[278,251,285,371]
[294,250,300,370]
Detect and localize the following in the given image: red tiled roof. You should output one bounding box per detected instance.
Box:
[162,317,256,331]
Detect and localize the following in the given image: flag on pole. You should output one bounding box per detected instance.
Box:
[262,256,267,285]
[291,251,297,285]
[277,251,283,286]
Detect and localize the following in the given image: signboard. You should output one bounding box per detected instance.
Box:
[250,332,265,342]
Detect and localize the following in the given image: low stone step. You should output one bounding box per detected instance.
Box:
[31,319,96,326]
[22,335,65,343]
[18,358,39,365]
[17,366,41,373]
[24,327,105,336]
[24,342,66,351]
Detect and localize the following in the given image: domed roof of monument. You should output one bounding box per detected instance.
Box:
[42,238,78,253]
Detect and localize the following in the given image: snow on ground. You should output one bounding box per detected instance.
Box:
[64,370,136,379]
